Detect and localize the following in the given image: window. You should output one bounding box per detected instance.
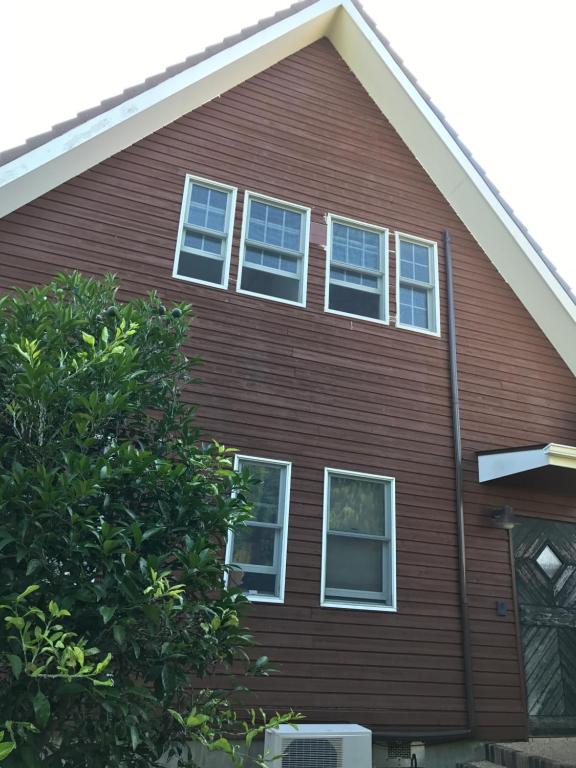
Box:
[326,215,388,322]
[173,175,237,288]
[226,456,291,603]
[321,468,396,611]
[237,192,310,306]
[395,233,440,335]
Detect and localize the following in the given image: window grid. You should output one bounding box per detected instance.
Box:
[225,456,291,604]
[326,215,389,323]
[395,233,440,335]
[237,192,310,307]
[321,468,396,612]
[173,175,237,288]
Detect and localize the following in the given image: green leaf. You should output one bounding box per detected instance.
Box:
[99,606,116,624]
[0,742,15,760]
[210,738,233,755]
[33,689,51,729]
[185,713,209,728]
[16,584,40,602]
[7,654,22,679]
[101,326,109,344]
[82,331,95,348]
[112,624,126,646]
[130,724,140,751]
[4,616,25,630]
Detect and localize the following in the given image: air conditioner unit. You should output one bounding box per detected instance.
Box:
[264,723,372,768]
[379,740,425,768]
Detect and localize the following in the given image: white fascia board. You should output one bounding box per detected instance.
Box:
[329,1,576,376]
[544,443,576,470]
[0,0,341,217]
[478,443,576,481]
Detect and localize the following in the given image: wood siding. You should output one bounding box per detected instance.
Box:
[1,38,576,741]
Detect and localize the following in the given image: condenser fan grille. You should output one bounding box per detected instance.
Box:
[280,737,343,768]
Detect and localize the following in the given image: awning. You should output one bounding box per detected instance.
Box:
[478,443,576,486]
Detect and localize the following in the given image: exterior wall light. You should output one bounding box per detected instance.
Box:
[487,505,516,530]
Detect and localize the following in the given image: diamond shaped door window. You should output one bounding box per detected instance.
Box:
[536,544,563,579]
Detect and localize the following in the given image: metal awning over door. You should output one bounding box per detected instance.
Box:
[478,444,576,492]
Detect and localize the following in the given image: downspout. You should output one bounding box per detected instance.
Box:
[444,230,476,736]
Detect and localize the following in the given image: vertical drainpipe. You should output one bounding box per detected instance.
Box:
[444,230,476,735]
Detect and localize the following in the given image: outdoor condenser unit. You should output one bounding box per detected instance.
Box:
[264,723,372,768]
[379,740,425,768]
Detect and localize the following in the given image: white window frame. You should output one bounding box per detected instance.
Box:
[395,232,440,337]
[236,191,311,308]
[172,173,237,289]
[325,213,389,325]
[225,454,291,605]
[320,467,397,613]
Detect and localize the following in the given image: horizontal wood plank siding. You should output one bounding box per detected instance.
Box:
[2,38,576,741]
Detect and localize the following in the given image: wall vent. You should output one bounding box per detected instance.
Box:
[381,740,425,768]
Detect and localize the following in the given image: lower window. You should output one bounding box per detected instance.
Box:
[321,468,396,611]
[226,456,291,603]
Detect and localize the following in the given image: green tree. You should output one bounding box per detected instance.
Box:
[0,273,295,767]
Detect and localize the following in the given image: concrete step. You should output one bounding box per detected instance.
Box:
[486,740,576,768]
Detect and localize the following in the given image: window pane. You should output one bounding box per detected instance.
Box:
[326,534,383,593]
[331,268,378,290]
[329,475,386,536]
[400,240,431,283]
[232,526,276,567]
[177,251,224,285]
[245,247,298,274]
[329,283,381,320]
[400,285,429,329]
[332,223,381,270]
[241,266,300,303]
[248,201,303,252]
[188,184,229,233]
[240,461,284,524]
[235,571,277,596]
[184,230,223,256]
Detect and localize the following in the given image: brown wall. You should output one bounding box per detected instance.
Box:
[1,38,576,741]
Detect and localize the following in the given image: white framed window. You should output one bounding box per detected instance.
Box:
[225,455,291,604]
[321,468,396,612]
[173,174,237,288]
[237,192,310,307]
[395,233,440,335]
[325,214,389,323]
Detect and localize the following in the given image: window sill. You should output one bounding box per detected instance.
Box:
[236,286,306,308]
[244,594,285,605]
[172,271,229,290]
[395,320,441,338]
[325,307,389,326]
[320,599,397,613]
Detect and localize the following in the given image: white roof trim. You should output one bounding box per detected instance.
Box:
[1,0,575,375]
[478,443,576,482]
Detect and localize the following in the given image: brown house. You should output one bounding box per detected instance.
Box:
[2,1,576,765]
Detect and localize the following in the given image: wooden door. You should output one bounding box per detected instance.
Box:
[514,518,576,735]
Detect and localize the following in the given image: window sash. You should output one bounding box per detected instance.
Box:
[226,456,291,602]
[322,469,394,609]
[174,175,236,287]
[326,216,388,322]
[238,192,310,306]
[396,234,439,334]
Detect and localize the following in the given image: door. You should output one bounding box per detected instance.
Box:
[514,518,576,735]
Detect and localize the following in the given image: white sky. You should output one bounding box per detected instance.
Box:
[2,0,575,288]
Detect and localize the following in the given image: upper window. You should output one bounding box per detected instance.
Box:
[237,193,310,306]
[321,469,396,611]
[173,175,237,288]
[226,456,291,604]
[326,215,388,323]
[395,233,440,335]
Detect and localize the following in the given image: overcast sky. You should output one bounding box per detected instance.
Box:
[2,0,574,288]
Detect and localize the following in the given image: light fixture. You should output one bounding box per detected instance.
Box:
[487,505,516,530]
